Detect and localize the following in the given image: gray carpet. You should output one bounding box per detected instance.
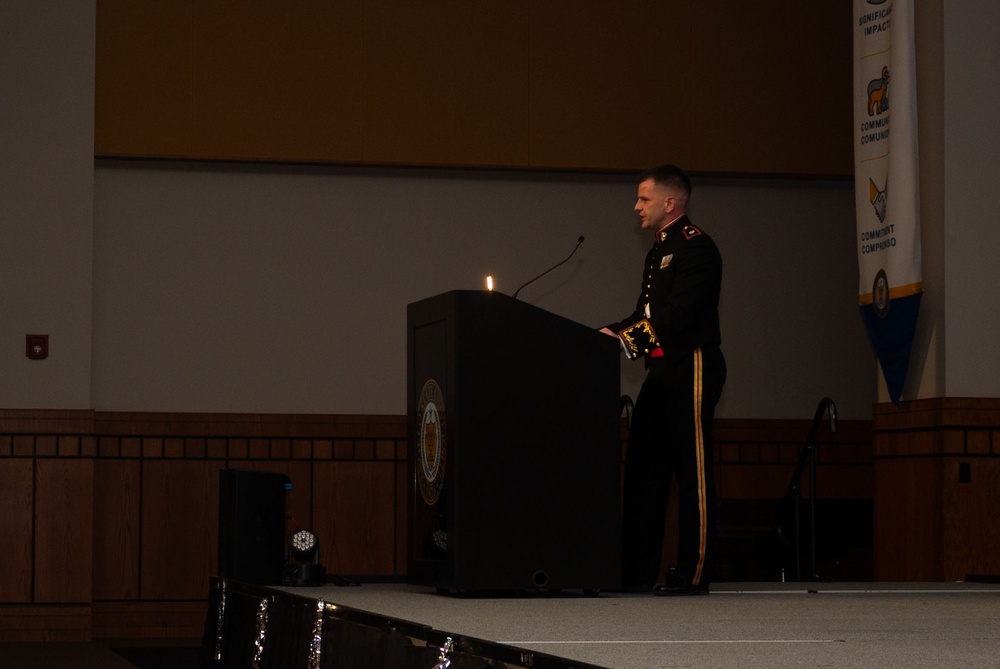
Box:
[274,581,1000,668]
[6,583,999,668]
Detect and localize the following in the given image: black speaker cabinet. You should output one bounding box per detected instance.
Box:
[218,469,290,585]
[407,290,622,593]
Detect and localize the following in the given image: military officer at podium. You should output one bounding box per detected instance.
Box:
[601,164,726,595]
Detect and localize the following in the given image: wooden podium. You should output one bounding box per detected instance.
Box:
[407,290,622,593]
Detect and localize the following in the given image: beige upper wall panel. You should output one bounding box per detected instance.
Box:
[527,2,700,171]
[95,0,852,175]
[95,1,199,156]
[190,3,367,161]
[96,0,367,161]
[684,3,853,175]
[528,2,852,174]
[362,1,531,167]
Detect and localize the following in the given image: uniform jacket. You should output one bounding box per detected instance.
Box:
[607,215,723,364]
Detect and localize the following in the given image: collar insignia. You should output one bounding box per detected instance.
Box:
[657,229,669,243]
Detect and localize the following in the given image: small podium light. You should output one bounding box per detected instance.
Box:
[486,274,494,291]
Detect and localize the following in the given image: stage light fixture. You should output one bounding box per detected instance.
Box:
[290,529,318,562]
[283,529,327,587]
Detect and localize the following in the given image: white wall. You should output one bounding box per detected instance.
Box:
[0,1,95,410]
[942,2,1000,397]
[91,162,874,419]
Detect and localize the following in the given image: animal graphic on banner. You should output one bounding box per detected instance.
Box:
[868,66,890,116]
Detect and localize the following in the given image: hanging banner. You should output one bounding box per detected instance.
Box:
[854,0,922,403]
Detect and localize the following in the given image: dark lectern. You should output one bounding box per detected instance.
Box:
[407,290,621,593]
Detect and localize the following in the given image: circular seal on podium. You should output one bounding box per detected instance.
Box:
[417,379,447,505]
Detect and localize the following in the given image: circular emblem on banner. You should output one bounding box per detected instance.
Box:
[873,269,890,319]
[417,379,446,505]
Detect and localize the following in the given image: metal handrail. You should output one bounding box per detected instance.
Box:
[779,397,837,581]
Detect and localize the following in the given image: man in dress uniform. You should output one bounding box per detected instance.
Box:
[601,164,727,595]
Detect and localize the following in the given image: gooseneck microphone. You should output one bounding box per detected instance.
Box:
[512,235,585,299]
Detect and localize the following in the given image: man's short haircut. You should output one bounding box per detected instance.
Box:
[637,164,691,198]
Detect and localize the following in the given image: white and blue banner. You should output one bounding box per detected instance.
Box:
[854,0,922,404]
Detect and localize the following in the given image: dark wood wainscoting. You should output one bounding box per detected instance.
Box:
[872,398,1000,581]
[0,409,870,642]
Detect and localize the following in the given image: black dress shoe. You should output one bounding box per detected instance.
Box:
[652,568,710,596]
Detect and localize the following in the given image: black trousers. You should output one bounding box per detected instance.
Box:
[621,346,727,587]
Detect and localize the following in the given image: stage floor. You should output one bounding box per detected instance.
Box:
[275,581,1000,668]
